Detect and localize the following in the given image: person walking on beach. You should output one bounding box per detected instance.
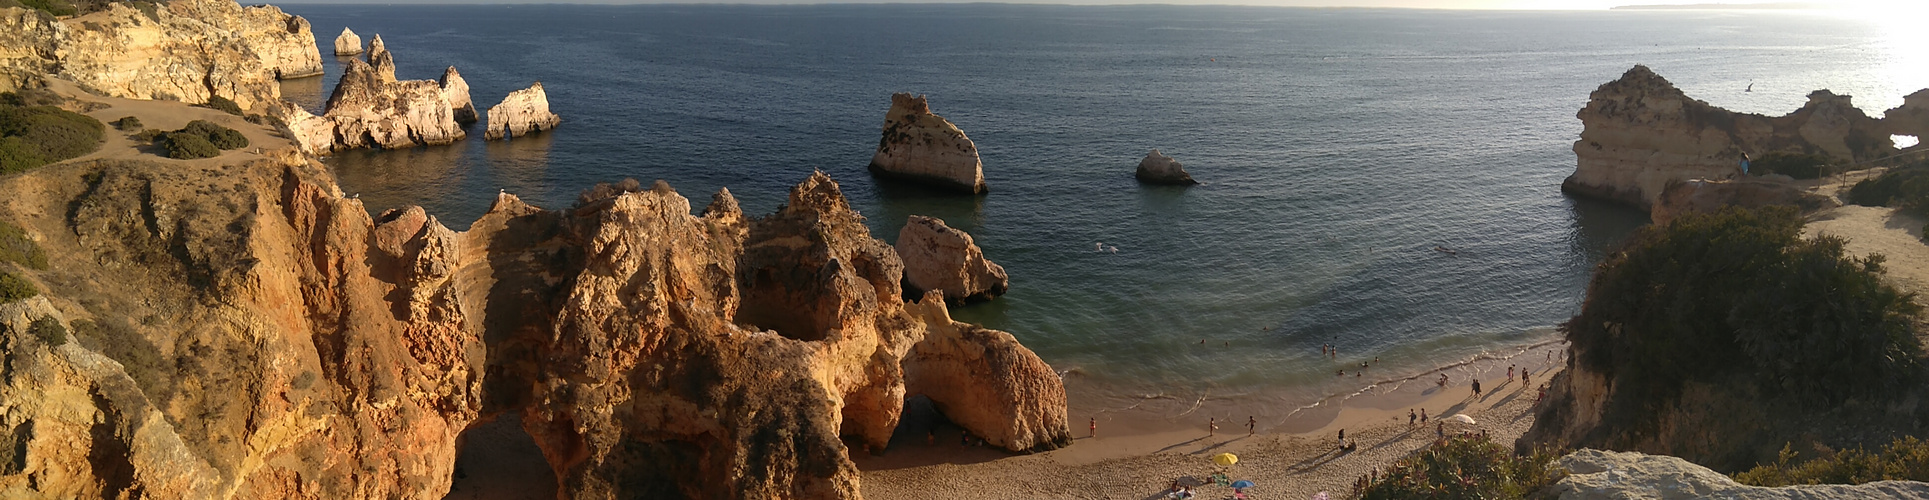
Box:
[1090,417,1097,438]
[1420,408,1428,424]
[1338,428,1345,444]
[1247,416,1256,435]
[1471,378,1482,398]
[1209,418,1219,437]
[1507,365,1515,382]
[1408,409,1416,426]
[1436,421,1445,439]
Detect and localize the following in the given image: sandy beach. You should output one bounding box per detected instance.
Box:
[859,341,1567,500]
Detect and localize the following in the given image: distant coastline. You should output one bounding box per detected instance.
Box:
[1611,2,1826,10]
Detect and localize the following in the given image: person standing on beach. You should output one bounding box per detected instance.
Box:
[1420,408,1428,424]
[1209,418,1218,437]
[1408,409,1416,426]
[1338,428,1345,444]
[1090,417,1097,438]
[1507,365,1514,382]
[1471,378,1482,398]
[1436,421,1444,439]
[1247,416,1256,435]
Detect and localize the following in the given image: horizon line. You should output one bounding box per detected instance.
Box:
[262,0,1852,11]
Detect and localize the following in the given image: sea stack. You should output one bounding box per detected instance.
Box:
[334,27,363,56]
[304,55,466,152]
[483,82,561,140]
[440,66,477,125]
[1563,65,1898,211]
[367,34,396,83]
[868,93,988,194]
[1135,149,1199,185]
[895,215,1009,303]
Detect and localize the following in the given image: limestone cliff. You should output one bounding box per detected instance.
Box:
[334,27,363,56]
[1550,449,1929,499]
[903,291,1072,452]
[441,66,478,125]
[1136,149,1199,185]
[367,34,396,83]
[0,0,321,109]
[1564,65,1905,210]
[868,93,987,194]
[1885,89,1929,140]
[483,82,560,140]
[290,56,465,153]
[895,215,1009,303]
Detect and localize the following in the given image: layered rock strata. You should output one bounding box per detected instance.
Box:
[1564,65,1911,210]
[1650,177,1837,225]
[335,27,363,56]
[868,93,988,194]
[1136,149,1199,185]
[483,82,561,140]
[1550,449,1929,499]
[0,0,321,109]
[441,66,478,125]
[894,215,1009,303]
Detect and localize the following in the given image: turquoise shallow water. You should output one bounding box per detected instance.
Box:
[279,4,1927,423]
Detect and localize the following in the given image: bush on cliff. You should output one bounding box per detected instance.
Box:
[156,120,246,160]
[110,116,142,131]
[1736,437,1929,487]
[7,0,78,16]
[0,97,105,174]
[0,220,48,270]
[1353,434,1565,500]
[1750,151,1831,180]
[0,271,37,304]
[70,317,173,403]
[199,95,243,116]
[1847,163,1929,213]
[28,316,65,346]
[1567,206,1922,412]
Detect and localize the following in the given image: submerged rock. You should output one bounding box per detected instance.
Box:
[868,93,988,194]
[895,215,1009,303]
[1550,449,1929,499]
[483,82,560,140]
[1563,65,1905,210]
[1136,149,1199,185]
[440,66,476,125]
[334,27,362,56]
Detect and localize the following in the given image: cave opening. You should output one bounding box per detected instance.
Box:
[848,395,1003,471]
[1895,134,1920,150]
[444,412,557,500]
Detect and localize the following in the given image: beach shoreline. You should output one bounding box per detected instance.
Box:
[857,339,1569,499]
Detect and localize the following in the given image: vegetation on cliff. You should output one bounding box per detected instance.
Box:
[1568,206,1922,410]
[1748,151,1831,180]
[0,221,48,270]
[1353,435,1565,500]
[1847,161,1929,213]
[155,120,249,159]
[1736,437,1929,487]
[0,92,104,174]
[0,272,36,304]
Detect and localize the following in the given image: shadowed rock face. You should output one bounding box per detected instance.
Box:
[868,93,988,194]
[1563,65,1915,210]
[483,82,560,140]
[0,146,1067,498]
[0,0,322,109]
[895,215,1009,303]
[1136,149,1199,185]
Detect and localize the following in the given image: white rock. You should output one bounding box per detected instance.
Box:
[334,27,363,56]
[894,215,1008,303]
[484,82,561,141]
[868,93,987,194]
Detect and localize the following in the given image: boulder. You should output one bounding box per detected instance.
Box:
[1136,149,1199,185]
[895,215,1009,303]
[1650,177,1837,225]
[904,291,1073,453]
[334,27,362,56]
[1564,65,1903,210]
[1550,449,1929,499]
[868,93,988,194]
[483,82,560,140]
[440,66,477,125]
[316,57,465,150]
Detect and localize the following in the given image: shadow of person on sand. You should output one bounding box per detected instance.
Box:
[1156,436,1209,454]
[1190,436,1248,455]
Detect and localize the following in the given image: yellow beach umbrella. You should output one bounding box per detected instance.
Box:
[1211,453,1239,466]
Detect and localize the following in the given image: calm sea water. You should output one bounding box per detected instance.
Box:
[278,4,1926,423]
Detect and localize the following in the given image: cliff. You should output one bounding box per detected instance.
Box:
[483,82,560,140]
[1649,177,1836,225]
[0,0,321,110]
[1550,449,1929,499]
[0,90,1066,498]
[868,93,988,194]
[895,215,1009,303]
[1564,65,1908,210]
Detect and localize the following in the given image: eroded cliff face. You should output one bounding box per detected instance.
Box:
[1564,65,1908,210]
[868,93,987,194]
[0,0,321,109]
[287,55,465,153]
[895,215,1009,303]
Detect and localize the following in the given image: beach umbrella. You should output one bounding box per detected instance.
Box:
[1231,480,1255,489]
[1448,414,1476,425]
[1211,453,1239,466]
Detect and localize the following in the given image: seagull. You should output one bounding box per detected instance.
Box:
[1107,245,1119,253]
[350,193,359,199]
[1096,242,1104,252]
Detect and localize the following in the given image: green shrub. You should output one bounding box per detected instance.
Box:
[0,271,37,304]
[1751,152,1831,180]
[1567,206,1923,409]
[1354,434,1565,500]
[182,120,247,150]
[0,221,47,270]
[110,116,142,131]
[1737,437,1929,487]
[131,128,166,143]
[1847,163,1929,212]
[16,0,76,16]
[200,95,243,116]
[0,90,62,108]
[162,132,219,160]
[0,103,103,173]
[28,316,65,346]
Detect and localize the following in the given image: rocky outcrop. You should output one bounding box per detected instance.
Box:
[1650,177,1837,225]
[903,291,1071,452]
[868,93,987,194]
[1564,65,1904,210]
[0,0,322,109]
[1136,149,1199,185]
[280,52,466,153]
[367,34,395,83]
[1885,89,1929,141]
[1550,449,1929,499]
[334,27,363,56]
[441,67,477,125]
[483,82,561,140]
[894,215,1008,303]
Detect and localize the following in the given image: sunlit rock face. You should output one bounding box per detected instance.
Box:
[868,93,988,194]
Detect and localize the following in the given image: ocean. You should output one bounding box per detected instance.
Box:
[277,3,1925,431]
